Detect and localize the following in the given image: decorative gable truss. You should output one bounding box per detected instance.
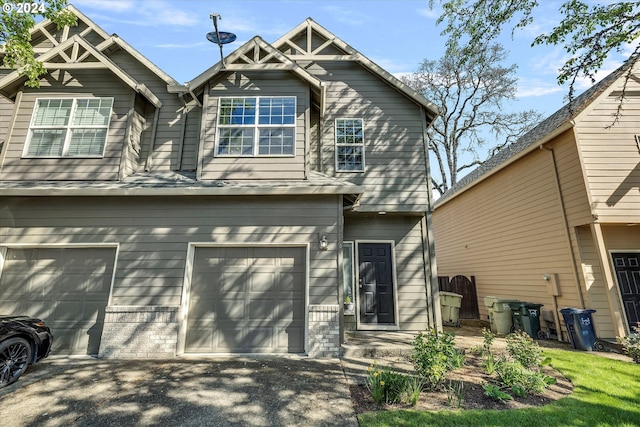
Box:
[184,36,326,116]
[0,35,161,108]
[273,19,439,122]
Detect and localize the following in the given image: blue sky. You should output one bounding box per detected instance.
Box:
[69,0,636,165]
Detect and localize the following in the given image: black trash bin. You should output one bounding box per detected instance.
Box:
[560,308,597,351]
[509,302,544,338]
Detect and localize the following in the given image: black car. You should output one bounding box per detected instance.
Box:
[0,316,53,388]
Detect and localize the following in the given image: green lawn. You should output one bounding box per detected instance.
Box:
[358,349,640,427]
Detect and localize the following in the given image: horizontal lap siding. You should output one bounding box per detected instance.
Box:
[344,215,430,330]
[0,97,15,144]
[0,70,131,180]
[0,195,340,306]
[575,225,619,338]
[309,61,429,212]
[106,50,184,172]
[434,149,583,322]
[201,72,307,180]
[575,75,640,222]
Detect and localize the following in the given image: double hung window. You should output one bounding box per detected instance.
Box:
[336,118,364,172]
[25,98,113,157]
[216,96,296,156]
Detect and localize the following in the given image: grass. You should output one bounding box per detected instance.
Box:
[358,349,640,427]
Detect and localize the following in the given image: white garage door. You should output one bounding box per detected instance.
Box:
[0,247,115,355]
[185,246,305,354]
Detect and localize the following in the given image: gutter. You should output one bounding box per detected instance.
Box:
[0,185,365,197]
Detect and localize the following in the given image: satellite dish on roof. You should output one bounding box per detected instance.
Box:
[206,31,236,45]
[208,13,236,68]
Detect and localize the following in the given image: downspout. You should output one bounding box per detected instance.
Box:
[540,144,586,311]
[421,107,442,331]
[144,106,161,172]
[176,105,188,171]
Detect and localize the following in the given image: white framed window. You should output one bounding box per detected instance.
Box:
[24,98,113,157]
[335,118,364,172]
[216,96,296,156]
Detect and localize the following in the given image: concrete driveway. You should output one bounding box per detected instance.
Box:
[0,356,359,427]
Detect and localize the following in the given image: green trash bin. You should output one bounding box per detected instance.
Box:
[484,296,520,335]
[440,291,463,326]
[509,302,544,338]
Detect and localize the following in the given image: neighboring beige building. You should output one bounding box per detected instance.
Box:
[434,62,640,341]
[0,7,440,357]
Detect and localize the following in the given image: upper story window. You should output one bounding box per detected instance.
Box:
[335,118,365,172]
[24,98,113,157]
[216,96,296,156]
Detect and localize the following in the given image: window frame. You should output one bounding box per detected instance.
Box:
[335,118,365,172]
[23,97,114,158]
[343,241,355,306]
[215,96,297,158]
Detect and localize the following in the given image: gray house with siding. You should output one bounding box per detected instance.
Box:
[0,6,440,358]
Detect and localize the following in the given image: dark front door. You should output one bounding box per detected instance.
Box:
[358,243,395,325]
[612,252,640,330]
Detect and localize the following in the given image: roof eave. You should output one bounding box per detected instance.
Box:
[434,120,575,208]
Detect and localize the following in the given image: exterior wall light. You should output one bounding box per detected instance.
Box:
[319,235,328,250]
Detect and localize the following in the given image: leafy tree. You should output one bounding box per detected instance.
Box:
[403,43,541,195]
[0,0,77,87]
[432,0,640,102]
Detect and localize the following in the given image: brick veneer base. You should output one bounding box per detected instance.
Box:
[99,306,178,358]
[308,304,340,357]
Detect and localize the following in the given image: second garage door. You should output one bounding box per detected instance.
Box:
[0,247,115,355]
[185,246,305,354]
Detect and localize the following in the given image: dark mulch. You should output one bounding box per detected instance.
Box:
[348,352,574,413]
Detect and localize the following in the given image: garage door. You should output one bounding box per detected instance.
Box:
[185,247,305,354]
[0,247,115,355]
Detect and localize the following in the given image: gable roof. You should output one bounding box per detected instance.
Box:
[0,4,179,97]
[183,36,326,111]
[435,63,632,207]
[272,18,440,121]
[0,35,162,107]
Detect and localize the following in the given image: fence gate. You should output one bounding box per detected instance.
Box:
[438,275,479,319]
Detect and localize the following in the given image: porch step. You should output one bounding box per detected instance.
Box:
[341,331,414,358]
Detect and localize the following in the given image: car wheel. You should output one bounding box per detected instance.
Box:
[0,337,33,388]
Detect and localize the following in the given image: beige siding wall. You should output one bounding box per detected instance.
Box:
[573,224,635,338]
[575,72,640,222]
[551,131,593,226]
[0,70,132,180]
[200,72,308,180]
[434,147,584,322]
[0,195,340,306]
[308,61,430,213]
[344,214,430,331]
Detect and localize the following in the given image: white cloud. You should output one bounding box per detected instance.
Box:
[417,7,439,19]
[516,78,563,98]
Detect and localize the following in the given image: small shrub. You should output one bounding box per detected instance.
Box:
[482,383,513,402]
[366,362,422,405]
[618,323,640,363]
[481,328,495,354]
[494,357,556,394]
[506,330,544,369]
[411,329,465,390]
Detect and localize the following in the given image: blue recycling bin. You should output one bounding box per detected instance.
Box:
[560,308,597,351]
